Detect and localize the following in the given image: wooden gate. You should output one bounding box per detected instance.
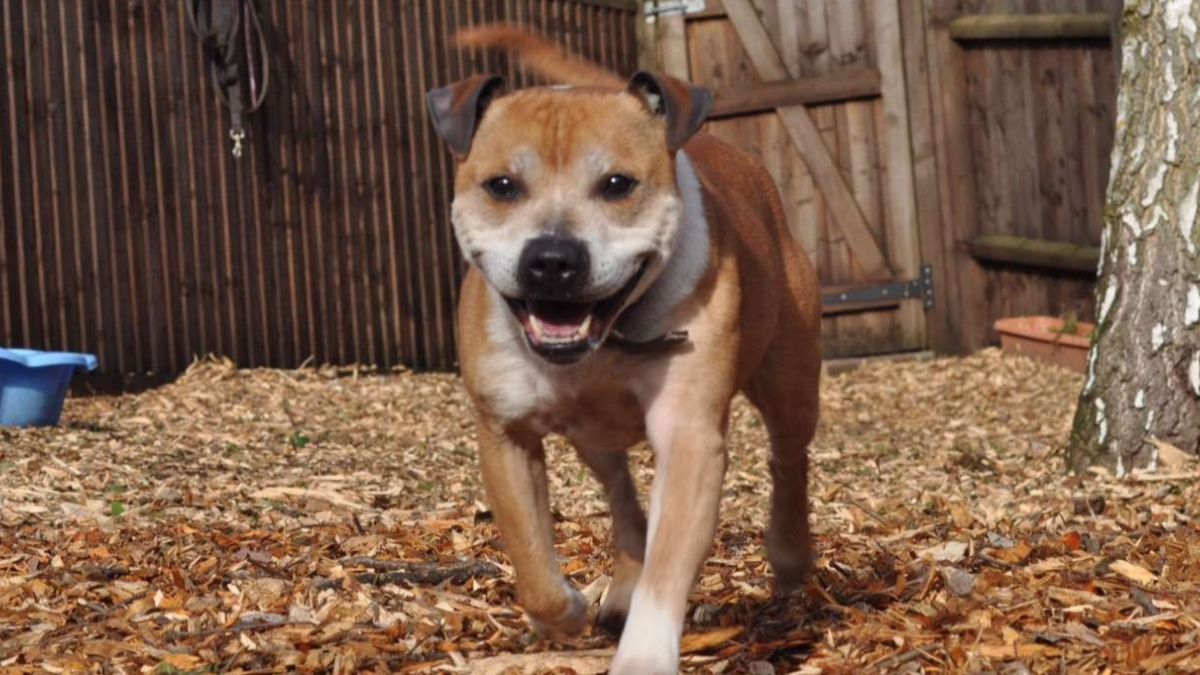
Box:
[642,0,928,358]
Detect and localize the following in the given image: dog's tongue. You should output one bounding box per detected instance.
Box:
[530,301,592,336]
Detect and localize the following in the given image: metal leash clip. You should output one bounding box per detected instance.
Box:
[229,127,245,158]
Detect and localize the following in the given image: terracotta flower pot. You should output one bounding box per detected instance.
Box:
[994,316,1094,373]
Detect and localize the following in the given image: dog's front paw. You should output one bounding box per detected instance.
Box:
[525,582,588,638]
[608,599,680,675]
[609,645,679,675]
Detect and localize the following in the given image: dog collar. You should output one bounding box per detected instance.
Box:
[603,330,690,355]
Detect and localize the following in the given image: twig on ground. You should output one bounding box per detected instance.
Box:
[314,557,502,590]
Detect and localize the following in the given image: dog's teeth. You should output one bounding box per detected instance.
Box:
[528,312,593,343]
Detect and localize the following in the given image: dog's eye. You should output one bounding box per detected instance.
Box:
[483,175,521,201]
[599,174,637,200]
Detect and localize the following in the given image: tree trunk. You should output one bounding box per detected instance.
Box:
[1068,1,1200,474]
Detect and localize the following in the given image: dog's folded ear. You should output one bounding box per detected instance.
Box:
[427,74,508,156]
[628,71,713,151]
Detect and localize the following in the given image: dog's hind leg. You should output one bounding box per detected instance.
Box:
[576,448,647,636]
[745,308,821,592]
[477,421,588,637]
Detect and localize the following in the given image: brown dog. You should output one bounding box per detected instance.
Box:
[427,26,821,674]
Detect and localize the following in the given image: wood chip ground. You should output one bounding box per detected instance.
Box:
[2,350,1197,674]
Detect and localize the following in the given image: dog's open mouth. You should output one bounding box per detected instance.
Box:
[505,263,648,364]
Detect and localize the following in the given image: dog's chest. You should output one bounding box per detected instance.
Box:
[482,347,648,443]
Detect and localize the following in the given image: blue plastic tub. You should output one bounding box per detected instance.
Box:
[0,348,98,427]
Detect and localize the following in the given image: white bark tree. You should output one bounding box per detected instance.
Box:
[1069,0,1200,473]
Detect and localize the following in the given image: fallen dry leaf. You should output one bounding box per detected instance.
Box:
[1149,436,1195,471]
[919,541,968,562]
[467,649,614,675]
[977,643,1059,659]
[250,486,365,510]
[1110,559,1159,585]
[680,626,745,654]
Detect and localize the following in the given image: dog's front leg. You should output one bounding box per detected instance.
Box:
[610,403,728,675]
[477,420,588,637]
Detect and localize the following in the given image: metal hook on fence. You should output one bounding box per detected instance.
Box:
[229,128,246,158]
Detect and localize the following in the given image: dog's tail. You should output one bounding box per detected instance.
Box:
[455,24,625,89]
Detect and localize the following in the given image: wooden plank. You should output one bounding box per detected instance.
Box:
[396,0,435,367]
[722,0,893,281]
[659,11,690,79]
[830,0,893,353]
[778,0,819,262]
[331,0,363,365]
[109,0,150,370]
[899,0,953,352]
[776,0,800,76]
[353,0,381,366]
[950,13,1110,41]
[23,0,51,351]
[924,0,989,351]
[1,0,24,347]
[54,1,88,357]
[303,0,335,363]
[0,4,9,345]
[92,1,132,372]
[128,1,169,370]
[158,1,197,366]
[371,0,407,366]
[968,234,1100,273]
[813,105,838,289]
[140,0,181,370]
[1032,43,1071,315]
[709,68,881,118]
[805,0,831,75]
[1008,41,1048,318]
[315,0,346,363]
[272,1,309,364]
[424,0,458,368]
[822,298,900,316]
[875,0,925,349]
[38,0,70,352]
[637,2,662,70]
[382,0,422,364]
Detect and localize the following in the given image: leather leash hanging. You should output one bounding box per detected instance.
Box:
[186,0,269,159]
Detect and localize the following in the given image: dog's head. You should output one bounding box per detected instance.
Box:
[427,72,711,364]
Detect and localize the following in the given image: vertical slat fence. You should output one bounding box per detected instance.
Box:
[0,0,639,377]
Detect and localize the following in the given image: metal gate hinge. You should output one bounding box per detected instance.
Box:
[918,264,934,309]
[822,265,935,310]
[644,0,706,22]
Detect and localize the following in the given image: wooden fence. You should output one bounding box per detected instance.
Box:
[641,0,1119,357]
[3,0,1121,376]
[0,0,639,377]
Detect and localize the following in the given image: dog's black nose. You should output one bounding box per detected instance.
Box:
[519,236,590,298]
